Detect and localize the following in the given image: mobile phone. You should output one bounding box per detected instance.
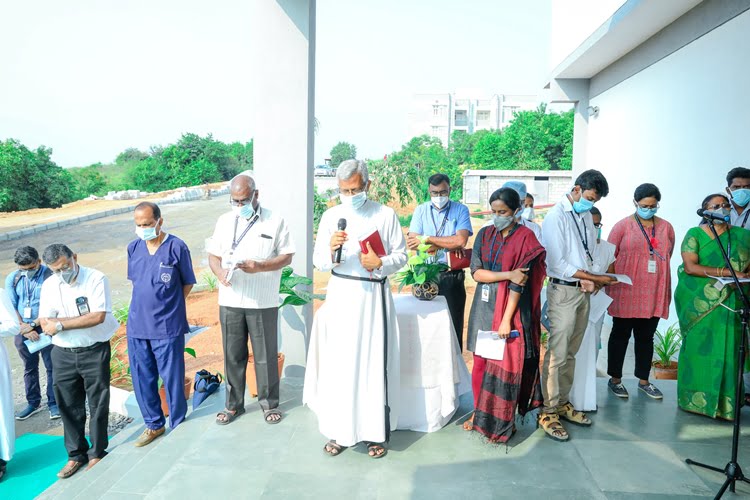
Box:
[509,330,520,338]
[76,297,90,315]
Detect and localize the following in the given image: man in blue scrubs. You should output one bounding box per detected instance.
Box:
[126,202,196,447]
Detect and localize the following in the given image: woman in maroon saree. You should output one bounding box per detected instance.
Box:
[465,187,546,443]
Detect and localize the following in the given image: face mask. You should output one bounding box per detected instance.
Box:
[731,188,750,208]
[59,264,78,285]
[135,226,159,241]
[572,197,594,214]
[636,207,658,220]
[707,208,731,224]
[493,214,515,231]
[239,203,256,219]
[431,196,449,210]
[340,191,368,210]
[520,207,535,220]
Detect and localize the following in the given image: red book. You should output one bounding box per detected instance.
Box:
[447,248,472,270]
[358,229,386,257]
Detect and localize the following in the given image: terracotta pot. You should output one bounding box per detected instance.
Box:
[158,377,193,417]
[653,361,678,380]
[412,281,439,301]
[246,353,285,397]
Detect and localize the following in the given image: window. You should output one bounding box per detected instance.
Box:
[454,110,468,126]
[503,106,519,123]
[433,105,440,116]
[476,110,490,123]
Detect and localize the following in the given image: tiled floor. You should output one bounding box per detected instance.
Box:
[38,379,750,499]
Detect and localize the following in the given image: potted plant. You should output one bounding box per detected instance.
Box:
[246,266,320,397]
[394,237,448,301]
[159,347,197,416]
[652,322,682,380]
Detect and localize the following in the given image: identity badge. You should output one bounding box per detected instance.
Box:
[23,306,32,320]
[481,284,490,302]
[647,259,657,274]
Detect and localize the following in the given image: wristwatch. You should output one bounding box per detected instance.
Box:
[29,321,37,329]
[55,321,64,333]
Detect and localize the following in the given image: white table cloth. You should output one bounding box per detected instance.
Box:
[394,295,472,432]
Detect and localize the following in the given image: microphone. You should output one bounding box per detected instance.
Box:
[697,209,730,222]
[334,218,347,263]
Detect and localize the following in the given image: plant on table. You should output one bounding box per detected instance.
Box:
[393,236,448,299]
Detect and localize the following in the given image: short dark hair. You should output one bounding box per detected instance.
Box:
[135,201,161,219]
[590,207,601,217]
[525,193,534,204]
[489,187,521,211]
[42,244,74,264]
[428,173,450,187]
[701,193,729,210]
[634,183,661,202]
[574,169,609,198]
[726,167,750,186]
[14,246,39,266]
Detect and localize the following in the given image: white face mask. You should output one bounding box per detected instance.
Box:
[340,191,368,210]
[520,207,535,220]
[431,196,449,210]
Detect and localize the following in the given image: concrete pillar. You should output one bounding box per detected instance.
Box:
[548,78,590,175]
[250,0,315,383]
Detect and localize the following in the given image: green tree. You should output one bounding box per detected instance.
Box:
[329,141,357,169]
[115,148,148,165]
[448,129,489,166]
[70,164,108,198]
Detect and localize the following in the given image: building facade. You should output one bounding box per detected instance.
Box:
[462,169,573,209]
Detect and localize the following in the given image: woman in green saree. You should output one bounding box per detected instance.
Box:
[676,193,750,420]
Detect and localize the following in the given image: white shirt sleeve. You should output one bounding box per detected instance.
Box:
[542,208,580,280]
[88,273,112,313]
[206,216,227,257]
[274,216,296,256]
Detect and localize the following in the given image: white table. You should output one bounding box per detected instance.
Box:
[393,295,472,433]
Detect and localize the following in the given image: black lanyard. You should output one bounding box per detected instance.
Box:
[633,215,664,260]
[232,214,260,251]
[429,202,451,237]
[22,272,40,307]
[569,212,593,263]
[487,225,518,270]
[741,210,750,229]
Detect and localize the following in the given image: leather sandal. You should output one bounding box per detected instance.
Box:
[366,442,387,459]
[558,402,592,426]
[216,407,245,425]
[57,460,85,479]
[538,413,569,442]
[323,440,346,457]
[263,408,283,425]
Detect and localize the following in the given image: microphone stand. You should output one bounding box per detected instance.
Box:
[685,216,750,498]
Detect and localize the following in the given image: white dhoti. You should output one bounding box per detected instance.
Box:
[0,290,19,462]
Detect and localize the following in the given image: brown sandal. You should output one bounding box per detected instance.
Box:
[463,413,474,431]
[323,440,346,457]
[558,402,592,426]
[538,413,569,442]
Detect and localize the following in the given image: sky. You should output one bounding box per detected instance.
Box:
[0,0,621,168]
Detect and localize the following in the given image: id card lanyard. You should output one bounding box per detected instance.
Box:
[429,202,451,237]
[482,226,517,302]
[569,212,593,265]
[634,215,664,274]
[22,272,40,319]
[231,214,260,253]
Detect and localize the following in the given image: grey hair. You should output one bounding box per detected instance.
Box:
[336,159,368,185]
[43,244,74,264]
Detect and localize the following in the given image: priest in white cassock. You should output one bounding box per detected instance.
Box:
[304,159,407,459]
[570,207,616,411]
[0,288,19,482]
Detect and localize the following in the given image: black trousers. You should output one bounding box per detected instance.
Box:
[220,306,279,412]
[438,269,467,351]
[51,342,110,463]
[607,316,660,381]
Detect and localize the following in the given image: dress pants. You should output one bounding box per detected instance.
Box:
[438,269,467,351]
[14,329,56,408]
[51,342,110,463]
[541,283,590,413]
[128,335,186,430]
[607,316,660,381]
[220,306,279,412]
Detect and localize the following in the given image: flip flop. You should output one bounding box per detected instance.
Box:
[323,440,346,457]
[216,407,245,425]
[263,408,283,425]
[366,442,387,459]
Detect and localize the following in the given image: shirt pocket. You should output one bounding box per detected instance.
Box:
[252,234,276,261]
[157,263,176,289]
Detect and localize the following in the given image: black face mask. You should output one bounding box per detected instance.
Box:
[19,267,39,278]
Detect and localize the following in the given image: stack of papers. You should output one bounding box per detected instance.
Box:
[475,330,507,361]
[590,272,633,285]
[24,335,52,354]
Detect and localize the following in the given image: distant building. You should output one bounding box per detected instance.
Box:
[462,169,573,208]
[407,92,538,146]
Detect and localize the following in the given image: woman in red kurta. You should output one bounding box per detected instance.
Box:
[606,183,675,399]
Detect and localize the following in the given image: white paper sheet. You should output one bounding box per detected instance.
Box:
[24,334,53,354]
[707,275,750,290]
[590,272,633,285]
[475,330,506,361]
[588,291,613,323]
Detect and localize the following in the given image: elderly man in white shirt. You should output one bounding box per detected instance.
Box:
[539,170,616,442]
[208,173,295,426]
[37,244,120,479]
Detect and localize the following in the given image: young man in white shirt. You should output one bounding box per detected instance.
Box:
[539,170,616,442]
[208,173,295,426]
[38,244,119,478]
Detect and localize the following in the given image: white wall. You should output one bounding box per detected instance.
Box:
[582,10,750,324]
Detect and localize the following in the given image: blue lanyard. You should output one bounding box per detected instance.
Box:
[429,202,451,237]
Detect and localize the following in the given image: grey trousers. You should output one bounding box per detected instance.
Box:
[220,306,279,412]
[541,283,590,413]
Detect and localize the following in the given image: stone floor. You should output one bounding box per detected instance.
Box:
[36,378,750,499]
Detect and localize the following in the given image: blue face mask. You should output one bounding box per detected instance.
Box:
[731,188,750,208]
[239,203,256,219]
[572,197,594,214]
[636,207,658,220]
[135,226,159,241]
[340,191,368,210]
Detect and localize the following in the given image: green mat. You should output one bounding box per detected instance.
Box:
[0,433,67,500]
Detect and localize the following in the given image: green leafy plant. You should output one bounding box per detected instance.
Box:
[201,271,219,291]
[279,266,324,308]
[109,335,130,386]
[113,302,130,325]
[398,214,413,228]
[393,237,448,292]
[653,322,682,368]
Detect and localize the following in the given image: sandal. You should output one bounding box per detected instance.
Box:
[538,413,569,442]
[323,440,346,457]
[263,408,283,425]
[366,442,387,459]
[215,408,245,425]
[558,402,592,426]
[462,413,474,431]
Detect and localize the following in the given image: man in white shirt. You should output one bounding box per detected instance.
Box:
[37,244,119,478]
[539,170,616,442]
[502,181,543,242]
[208,173,295,426]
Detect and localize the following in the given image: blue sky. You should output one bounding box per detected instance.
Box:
[0,0,554,167]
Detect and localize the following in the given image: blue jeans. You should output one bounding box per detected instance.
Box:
[14,331,56,408]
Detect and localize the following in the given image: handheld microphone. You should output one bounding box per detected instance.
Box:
[334,218,347,263]
[697,209,730,223]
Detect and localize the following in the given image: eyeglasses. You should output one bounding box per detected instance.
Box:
[593,223,603,228]
[52,263,74,274]
[229,191,256,207]
[429,189,450,197]
[706,203,731,210]
[339,186,366,196]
